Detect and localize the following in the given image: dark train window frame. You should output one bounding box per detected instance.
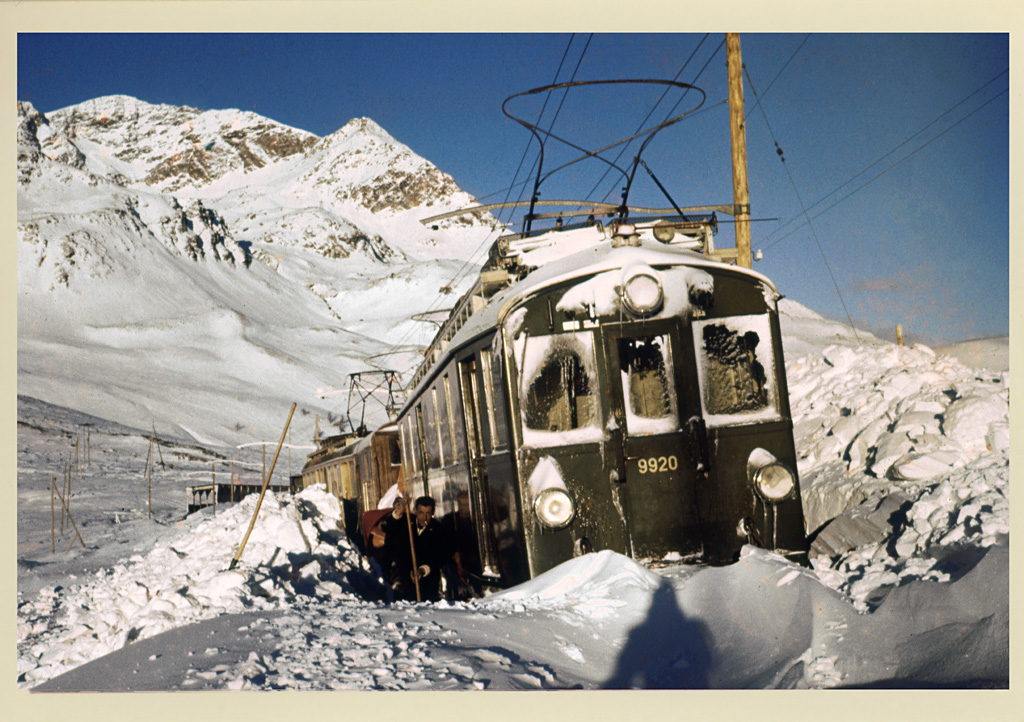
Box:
[617,332,680,435]
[517,329,603,446]
[692,314,781,426]
[481,345,508,451]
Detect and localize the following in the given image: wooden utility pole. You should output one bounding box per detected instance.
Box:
[727,33,753,269]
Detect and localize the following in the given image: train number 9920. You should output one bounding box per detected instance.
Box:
[637,456,679,474]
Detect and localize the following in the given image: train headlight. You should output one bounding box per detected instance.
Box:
[753,462,796,502]
[534,488,575,529]
[620,267,664,317]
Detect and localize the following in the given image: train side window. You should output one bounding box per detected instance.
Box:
[481,347,507,450]
[693,315,780,425]
[388,435,401,466]
[423,395,441,470]
[619,334,679,434]
[443,374,461,463]
[433,386,450,467]
[415,404,431,476]
[520,331,601,445]
[408,416,420,473]
[400,420,411,474]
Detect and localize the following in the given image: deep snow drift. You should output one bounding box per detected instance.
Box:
[15,301,1010,695]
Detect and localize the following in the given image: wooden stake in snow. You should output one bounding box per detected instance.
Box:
[61,460,68,533]
[52,483,86,552]
[396,466,421,602]
[212,463,217,517]
[51,474,56,555]
[896,324,905,347]
[145,437,154,519]
[152,422,165,467]
[229,403,297,571]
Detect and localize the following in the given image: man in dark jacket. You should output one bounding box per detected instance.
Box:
[381,495,450,602]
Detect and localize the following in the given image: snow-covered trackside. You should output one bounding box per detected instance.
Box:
[18,487,382,688]
[16,299,1009,693]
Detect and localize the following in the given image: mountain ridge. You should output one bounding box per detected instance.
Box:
[17,95,498,444]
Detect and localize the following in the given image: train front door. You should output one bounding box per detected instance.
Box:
[604,323,705,560]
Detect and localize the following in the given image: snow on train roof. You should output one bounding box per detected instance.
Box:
[402,232,778,406]
[455,236,775,349]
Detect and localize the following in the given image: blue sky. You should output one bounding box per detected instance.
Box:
[17,33,1009,344]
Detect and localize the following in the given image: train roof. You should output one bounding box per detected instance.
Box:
[401,219,779,410]
[302,422,398,471]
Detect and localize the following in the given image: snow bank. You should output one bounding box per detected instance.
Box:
[17,487,376,688]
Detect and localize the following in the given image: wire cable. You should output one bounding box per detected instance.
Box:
[743,56,861,340]
[381,34,591,380]
[763,80,1008,251]
[761,67,1007,241]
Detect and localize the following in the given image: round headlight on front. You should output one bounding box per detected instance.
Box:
[753,462,796,502]
[621,271,664,316]
[534,488,575,529]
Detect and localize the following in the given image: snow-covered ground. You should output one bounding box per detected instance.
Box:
[16,301,1010,699]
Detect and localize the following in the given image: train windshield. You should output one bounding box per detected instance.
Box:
[618,334,679,435]
[693,314,781,426]
[517,331,603,446]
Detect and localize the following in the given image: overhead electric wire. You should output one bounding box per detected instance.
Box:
[763,68,1009,246]
[743,34,809,120]
[382,34,591,380]
[442,33,593,295]
[761,76,1007,250]
[743,51,861,340]
[579,34,711,206]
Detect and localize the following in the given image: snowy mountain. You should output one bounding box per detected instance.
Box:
[17,97,501,446]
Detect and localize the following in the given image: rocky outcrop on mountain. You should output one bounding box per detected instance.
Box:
[304,117,472,215]
[46,96,320,192]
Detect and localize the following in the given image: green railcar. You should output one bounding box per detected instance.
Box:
[394,217,809,592]
[391,79,808,593]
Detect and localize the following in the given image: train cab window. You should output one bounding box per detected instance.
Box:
[693,315,780,424]
[618,334,678,434]
[520,331,601,444]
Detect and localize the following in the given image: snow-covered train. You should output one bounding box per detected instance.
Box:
[303,80,810,596]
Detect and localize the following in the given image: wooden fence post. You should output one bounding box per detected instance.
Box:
[896,324,905,346]
[51,474,56,555]
[53,483,86,551]
[61,461,68,533]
